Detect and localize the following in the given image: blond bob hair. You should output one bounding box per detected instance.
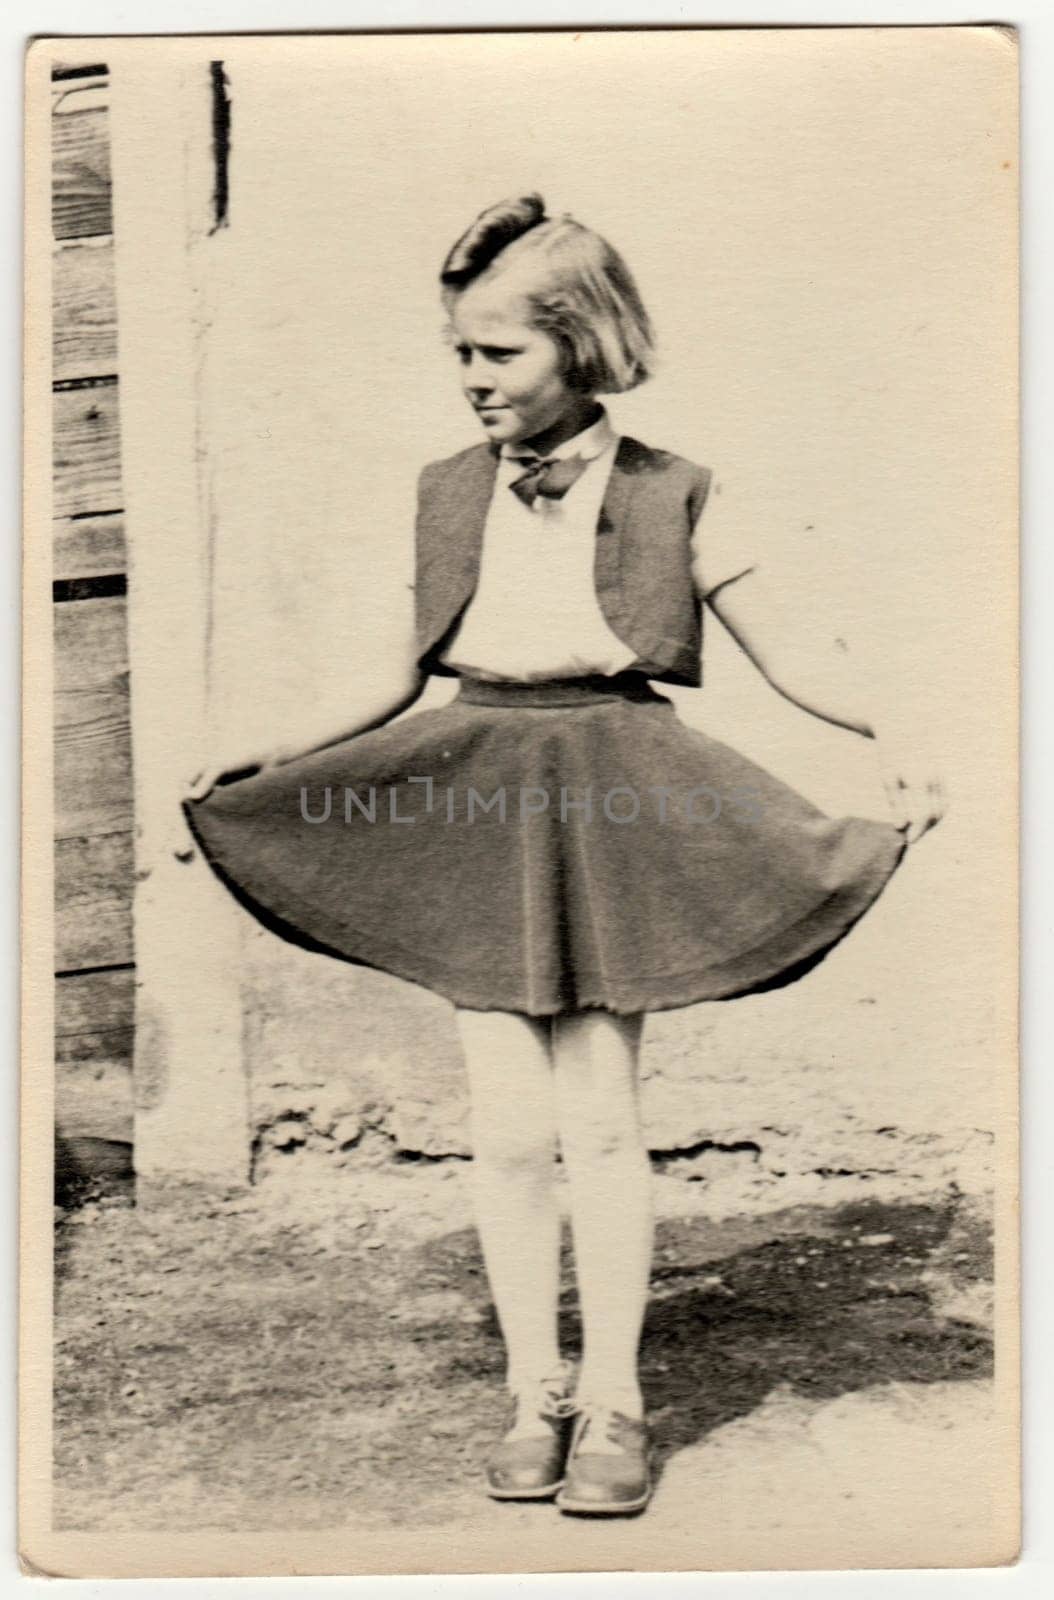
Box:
[440,194,654,395]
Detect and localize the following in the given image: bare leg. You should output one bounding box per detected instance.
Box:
[552,1009,650,1424]
[456,1006,561,1429]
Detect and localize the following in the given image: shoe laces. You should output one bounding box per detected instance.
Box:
[576,1404,611,1443]
[573,1402,641,1449]
[530,1361,579,1420]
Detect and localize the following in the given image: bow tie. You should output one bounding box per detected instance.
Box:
[508,453,590,509]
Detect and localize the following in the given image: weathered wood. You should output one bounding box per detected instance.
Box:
[52,379,121,519]
[53,512,126,581]
[52,96,112,240]
[53,595,132,839]
[55,967,134,1062]
[53,238,117,382]
[55,962,134,1149]
[48,66,134,1152]
[54,831,133,971]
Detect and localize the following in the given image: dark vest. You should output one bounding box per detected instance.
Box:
[413,435,711,688]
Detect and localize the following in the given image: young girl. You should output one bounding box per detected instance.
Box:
[184,194,943,1517]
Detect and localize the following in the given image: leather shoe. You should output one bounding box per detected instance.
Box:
[484,1363,578,1500]
[555,1405,652,1515]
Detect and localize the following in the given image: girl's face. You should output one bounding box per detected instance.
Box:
[450,278,592,452]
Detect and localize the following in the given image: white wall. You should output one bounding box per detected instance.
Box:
[164,29,1014,1134]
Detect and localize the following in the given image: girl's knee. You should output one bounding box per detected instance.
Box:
[471,1117,556,1173]
[558,1104,644,1166]
[553,1037,644,1166]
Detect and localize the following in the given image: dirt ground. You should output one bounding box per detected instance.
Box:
[51,1144,1001,1570]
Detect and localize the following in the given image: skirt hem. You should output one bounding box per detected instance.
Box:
[185,797,906,1017]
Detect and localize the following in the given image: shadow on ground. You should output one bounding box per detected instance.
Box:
[427,1197,992,1487]
[52,1178,991,1532]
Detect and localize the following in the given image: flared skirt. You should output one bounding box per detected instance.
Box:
[182,674,906,1016]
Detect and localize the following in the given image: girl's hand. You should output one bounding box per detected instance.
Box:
[183,741,298,803]
[184,761,232,803]
[874,735,947,845]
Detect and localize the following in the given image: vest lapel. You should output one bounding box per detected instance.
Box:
[450,444,498,583]
[597,435,644,539]
[594,436,644,631]
[418,443,496,583]
[415,444,497,666]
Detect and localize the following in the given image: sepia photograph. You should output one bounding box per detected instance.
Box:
[22,24,1019,1578]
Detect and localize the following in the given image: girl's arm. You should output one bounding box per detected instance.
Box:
[185,620,426,801]
[707,566,946,843]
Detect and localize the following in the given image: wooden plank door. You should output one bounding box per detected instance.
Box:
[51,66,134,1144]
[50,54,251,1192]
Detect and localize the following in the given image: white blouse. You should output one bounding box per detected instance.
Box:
[438,408,753,683]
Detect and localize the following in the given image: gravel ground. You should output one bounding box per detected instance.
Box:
[51,1151,1000,1569]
